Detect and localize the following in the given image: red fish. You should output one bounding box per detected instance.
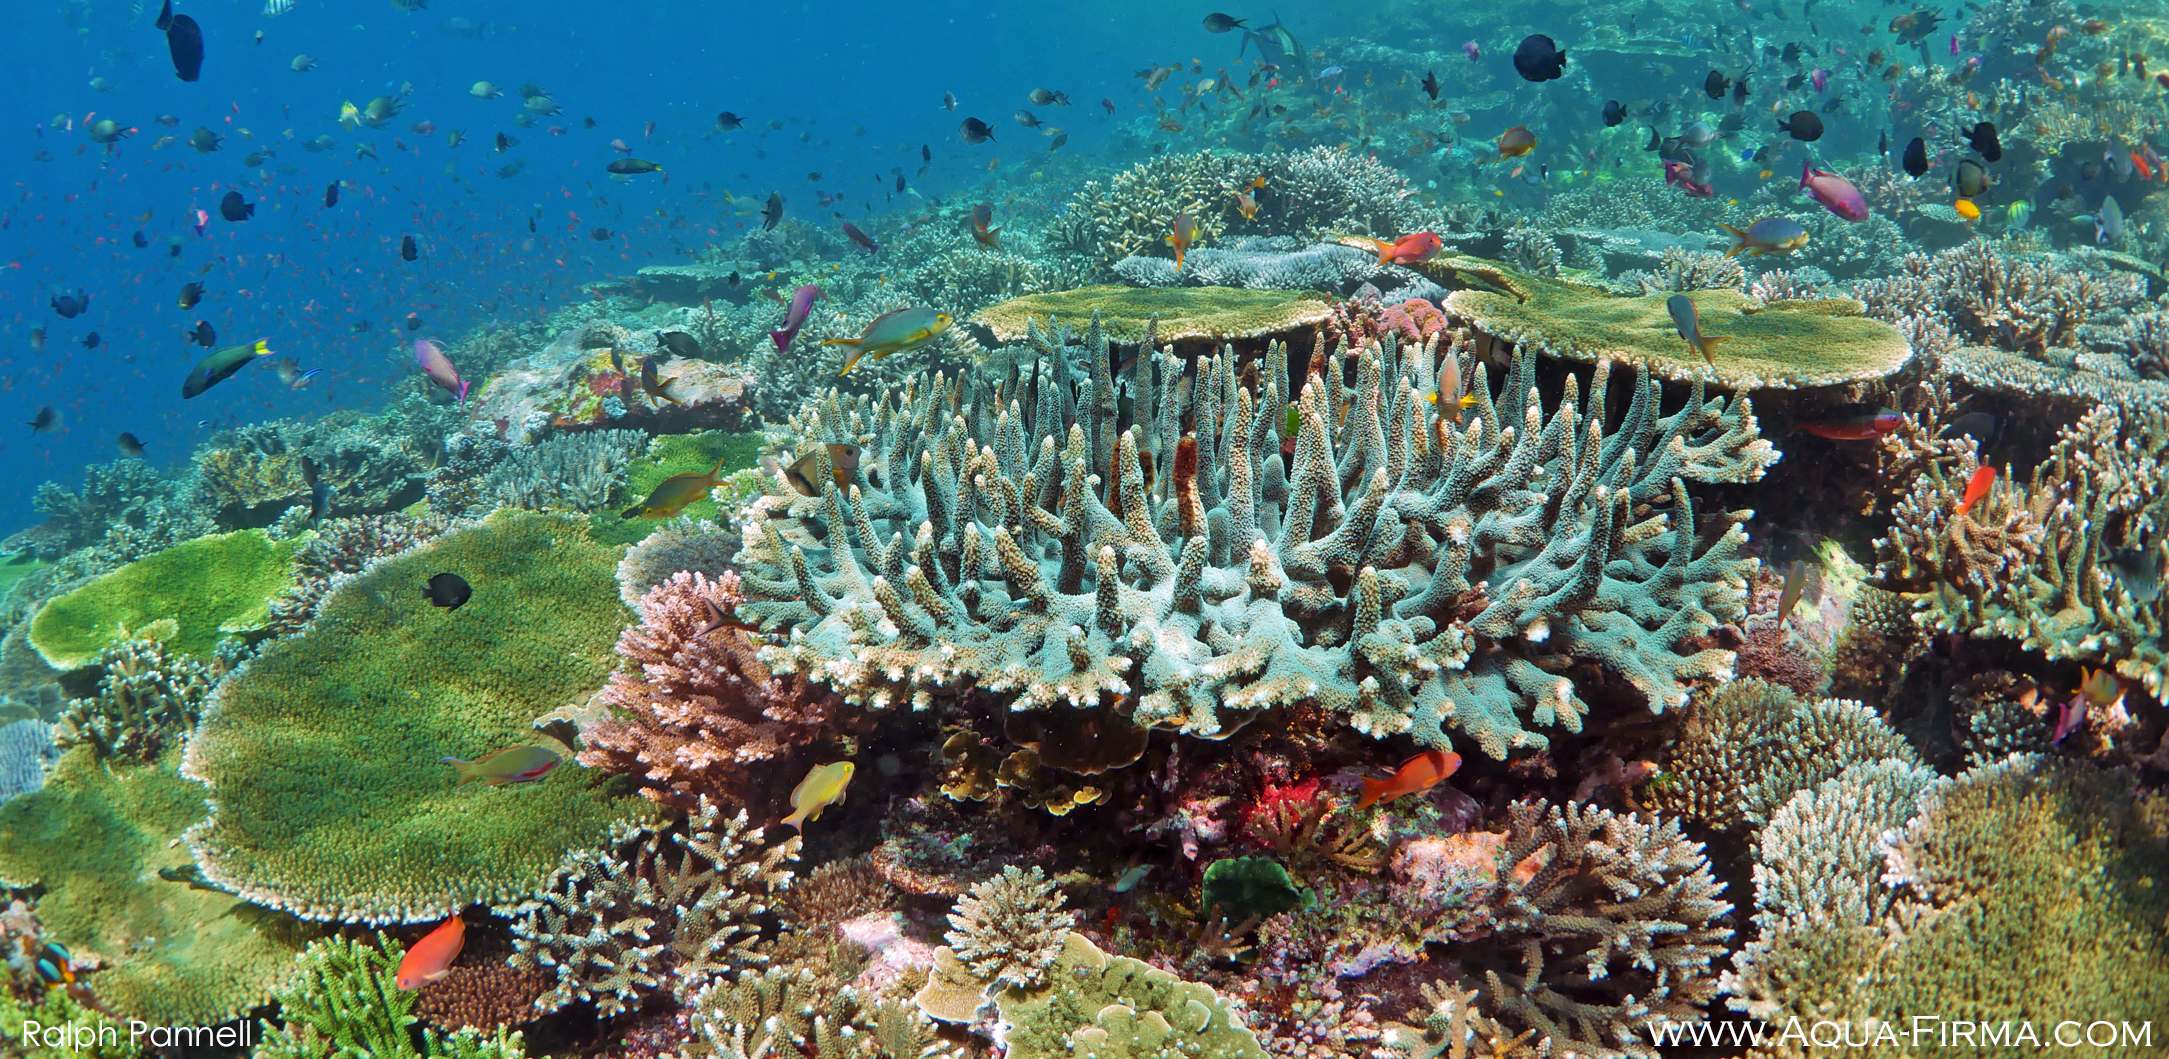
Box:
[1662,159,1715,198]
[1366,231,1444,266]
[1956,465,1996,515]
[1355,749,1461,809]
[395,918,465,991]
[1798,404,1903,440]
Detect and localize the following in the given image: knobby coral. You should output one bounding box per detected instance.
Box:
[944,866,1075,990]
[736,316,1771,760]
[51,634,218,764]
[579,570,852,812]
[505,798,799,1016]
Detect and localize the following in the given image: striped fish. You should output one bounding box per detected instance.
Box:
[263,0,294,13]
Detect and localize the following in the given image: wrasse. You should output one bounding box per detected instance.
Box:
[441,745,561,787]
[1798,404,1903,440]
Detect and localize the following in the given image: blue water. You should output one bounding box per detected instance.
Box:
[0,0,1346,533]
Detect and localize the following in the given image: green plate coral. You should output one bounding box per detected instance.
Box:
[0,747,315,1024]
[28,530,299,670]
[181,511,651,923]
[588,431,765,547]
[970,285,1332,344]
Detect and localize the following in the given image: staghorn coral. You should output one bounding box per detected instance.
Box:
[944,865,1074,991]
[0,718,55,804]
[2081,309,2169,380]
[1438,799,1732,1057]
[617,518,738,613]
[27,529,298,670]
[479,428,649,513]
[737,317,1771,760]
[1645,679,1921,831]
[1611,247,1743,294]
[1746,267,1830,303]
[263,512,454,637]
[579,570,851,812]
[1874,406,2169,697]
[1497,227,1562,279]
[51,634,217,764]
[1377,982,1535,1059]
[505,798,799,1016]
[685,965,934,1059]
[1851,241,2148,354]
[257,933,525,1059]
[182,512,644,924]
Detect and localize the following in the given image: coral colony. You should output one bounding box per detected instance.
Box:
[5,91,2169,1059]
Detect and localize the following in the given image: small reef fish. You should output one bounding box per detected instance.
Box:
[117,432,146,457]
[422,572,472,610]
[1776,558,1809,624]
[1666,295,1725,367]
[25,407,59,433]
[177,281,204,309]
[605,158,663,175]
[1719,218,1809,257]
[638,357,683,406]
[441,745,560,787]
[969,203,1002,250]
[414,338,468,408]
[2054,667,2123,744]
[394,918,465,991]
[1167,212,1199,269]
[182,338,275,399]
[1492,125,1536,161]
[1662,160,1714,198]
[761,192,785,230]
[772,443,862,497]
[1202,12,1245,32]
[769,284,821,353]
[1798,404,1903,440]
[784,761,855,830]
[1800,161,1869,222]
[1956,465,1996,515]
[841,221,879,254]
[1953,198,1981,221]
[827,307,953,375]
[1234,189,1259,220]
[1366,231,1443,266]
[622,458,729,519]
[1354,749,1460,809]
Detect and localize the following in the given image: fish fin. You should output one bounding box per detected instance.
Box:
[1718,223,1748,257]
[619,505,646,519]
[838,349,865,376]
[1354,778,1388,810]
[782,807,807,830]
[987,226,1002,248]
[439,757,481,787]
[1697,334,1727,366]
[818,338,858,347]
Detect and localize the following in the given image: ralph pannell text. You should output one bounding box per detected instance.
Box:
[18,1017,256,1051]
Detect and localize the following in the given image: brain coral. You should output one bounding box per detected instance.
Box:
[0,748,314,1024]
[181,511,650,923]
[28,529,299,670]
[735,315,1773,759]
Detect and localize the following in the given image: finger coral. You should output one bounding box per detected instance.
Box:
[943,865,1075,990]
[737,314,1771,760]
[505,797,798,1016]
[257,933,526,1059]
[578,570,851,812]
[51,634,218,764]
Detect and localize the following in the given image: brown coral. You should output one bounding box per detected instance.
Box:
[414,961,551,1033]
[579,570,853,811]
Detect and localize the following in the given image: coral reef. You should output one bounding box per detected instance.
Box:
[591,430,765,547]
[413,961,551,1035]
[1645,679,1922,830]
[27,458,193,558]
[943,866,1075,990]
[186,406,450,523]
[262,512,454,637]
[0,986,142,1058]
[469,322,758,440]
[0,718,56,804]
[1874,405,2169,697]
[478,428,649,514]
[738,317,1771,759]
[0,748,315,1024]
[51,634,218,764]
[182,512,647,923]
[1112,238,1408,295]
[256,933,525,1059]
[1852,241,2149,355]
[971,285,1333,345]
[580,570,852,811]
[684,965,934,1059]
[27,529,298,670]
[1611,247,1744,294]
[616,518,738,612]
[505,798,799,1015]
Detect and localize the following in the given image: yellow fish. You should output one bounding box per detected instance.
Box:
[619,457,727,520]
[338,101,361,131]
[826,307,952,375]
[783,761,854,830]
[1952,197,1981,221]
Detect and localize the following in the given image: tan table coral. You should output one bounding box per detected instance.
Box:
[970,285,1332,345]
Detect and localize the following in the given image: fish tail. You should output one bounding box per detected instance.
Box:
[250,338,274,357]
[1798,158,1813,189]
[1370,238,1395,265]
[1354,778,1388,810]
[1718,223,1749,257]
[987,226,1002,248]
[1698,334,1727,366]
[439,757,482,787]
[781,807,808,830]
[619,505,647,519]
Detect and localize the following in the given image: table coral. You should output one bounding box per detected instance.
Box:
[181,512,648,923]
[0,748,315,1025]
[28,529,299,670]
[737,315,1770,759]
[971,285,1333,345]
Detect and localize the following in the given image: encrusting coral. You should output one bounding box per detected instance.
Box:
[505,797,798,1016]
[579,570,852,812]
[182,512,647,923]
[737,313,1772,760]
[943,866,1075,990]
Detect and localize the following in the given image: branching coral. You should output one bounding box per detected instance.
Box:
[30,459,190,556]
[1612,247,1743,294]
[257,933,525,1059]
[783,857,897,928]
[1852,241,2148,354]
[505,798,798,1016]
[1874,405,2169,697]
[616,518,739,613]
[737,316,1770,760]
[263,512,454,637]
[579,570,852,811]
[686,966,934,1059]
[51,635,217,764]
[1645,679,1921,830]
[480,428,649,513]
[943,866,1074,990]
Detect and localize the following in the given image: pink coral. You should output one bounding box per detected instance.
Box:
[578,570,852,812]
[1324,295,1448,348]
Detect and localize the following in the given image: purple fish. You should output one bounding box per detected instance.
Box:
[1811,68,1828,92]
[1462,40,1480,61]
[1949,34,1959,55]
[1799,161,1868,222]
[2052,691,2087,744]
[769,284,821,354]
[414,338,468,408]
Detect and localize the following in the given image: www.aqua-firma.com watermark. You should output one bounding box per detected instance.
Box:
[1650,1016,2157,1051]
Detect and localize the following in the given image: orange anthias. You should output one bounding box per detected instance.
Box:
[1956,465,1997,515]
[1355,749,1461,809]
[395,917,465,991]
[1367,231,1444,266]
